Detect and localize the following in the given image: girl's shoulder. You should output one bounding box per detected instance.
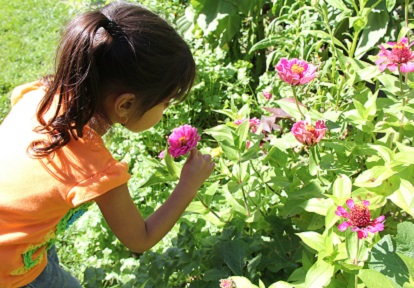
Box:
[10,80,45,107]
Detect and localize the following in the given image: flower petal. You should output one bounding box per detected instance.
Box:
[338,221,352,231]
[346,199,355,209]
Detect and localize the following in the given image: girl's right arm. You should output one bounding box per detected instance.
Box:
[94,148,214,253]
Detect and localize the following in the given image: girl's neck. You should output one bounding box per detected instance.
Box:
[90,111,113,136]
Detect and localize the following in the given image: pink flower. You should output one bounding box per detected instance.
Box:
[291,119,327,146]
[219,278,235,288]
[336,199,385,239]
[375,37,414,73]
[275,58,317,85]
[234,117,261,133]
[262,90,272,100]
[158,151,165,159]
[167,124,200,158]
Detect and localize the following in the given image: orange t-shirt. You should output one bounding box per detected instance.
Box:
[0,82,131,288]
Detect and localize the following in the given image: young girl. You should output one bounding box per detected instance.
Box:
[0,2,214,287]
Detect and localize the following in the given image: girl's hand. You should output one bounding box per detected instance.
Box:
[178,148,215,195]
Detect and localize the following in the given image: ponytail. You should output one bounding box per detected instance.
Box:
[30,12,117,157]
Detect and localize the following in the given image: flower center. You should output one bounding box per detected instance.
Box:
[178,136,187,146]
[349,204,371,228]
[392,42,412,63]
[291,64,305,74]
[305,124,315,132]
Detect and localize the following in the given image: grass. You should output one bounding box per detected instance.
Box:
[0,0,77,121]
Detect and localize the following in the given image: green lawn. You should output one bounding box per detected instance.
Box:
[0,0,77,121]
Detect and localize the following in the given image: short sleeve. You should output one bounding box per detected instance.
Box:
[67,161,130,207]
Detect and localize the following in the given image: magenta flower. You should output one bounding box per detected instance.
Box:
[262,90,272,100]
[167,124,200,158]
[219,278,235,288]
[375,37,414,73]
[336,199,385,239]
[291,119,327,146]
[234,117,261,133]
[276,58,317,85]
[158,151,165,159]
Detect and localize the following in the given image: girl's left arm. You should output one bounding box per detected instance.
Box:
[95,148,214,253]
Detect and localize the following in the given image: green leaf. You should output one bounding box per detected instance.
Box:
[264,146,288,167]
[355,2,389,58]
[368,235,409,286]
[304,260,334,288]
[397,253,414,282]
[308,146,320,176]
[388,179,414,218]
[213,239,250,275]
[249,36,283,53]
[354,165,397,188]
[358,269,401,288]
[192,0,241,44]
[230,276,259,288]
[301,198,334,216]
[236,118,250,150]
[395,222,414,259]
[296,231,325,252]
[325,0,352,12]
[275,99,305,121]
[332,174,352,202]
[205,124,234,144]
[163,149,179,179]
[386,0,396,11]
[301,30,347,51]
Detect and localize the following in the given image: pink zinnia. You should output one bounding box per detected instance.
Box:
[336,199,385,239]
[262,90,272,100]
[167,124,200,158]
[375,37,414,73]
[219,278,235,288]
[234,117,261,133]
[275,58,317,85]
[291,119,327,146]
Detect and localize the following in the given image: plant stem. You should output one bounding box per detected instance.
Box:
[196,194,222,221]
[241,186,251,217]
[349,29,361,58]
[405,0,409,31]
[291,85,305,118]
[354,237,360,288]
[398,69,406,142]
[335,74,345,111]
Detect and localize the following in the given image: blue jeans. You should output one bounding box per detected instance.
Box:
[21,245,81,288]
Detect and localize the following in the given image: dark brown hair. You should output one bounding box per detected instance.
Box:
[29,1,195,157]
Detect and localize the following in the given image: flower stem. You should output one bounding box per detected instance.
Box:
[354,237,360,288]
[335,75,345,111]
[196,194,222,221]
[398,69,406,142]
[291,86,305,119]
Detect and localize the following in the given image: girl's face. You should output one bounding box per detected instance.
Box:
[124,101,169,133]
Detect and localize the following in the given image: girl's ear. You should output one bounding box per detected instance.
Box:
[114,93,136,118]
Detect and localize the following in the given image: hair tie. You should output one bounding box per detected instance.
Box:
[103,17,123,37]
